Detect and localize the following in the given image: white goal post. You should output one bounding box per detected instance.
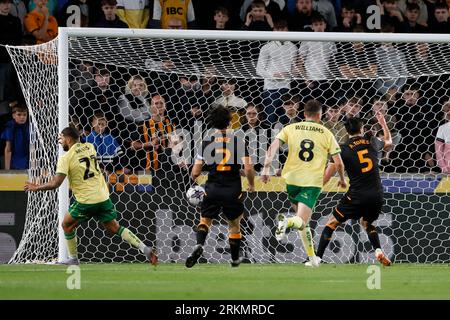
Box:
[7,28,450,264]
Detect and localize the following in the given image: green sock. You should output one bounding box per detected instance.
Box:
[118,226,146,253]
[64,231,78,259]
[299,226,316,257]
[287,216,305,230]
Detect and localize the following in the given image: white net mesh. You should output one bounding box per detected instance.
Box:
[7,31,450,264]
[7,40,59,263]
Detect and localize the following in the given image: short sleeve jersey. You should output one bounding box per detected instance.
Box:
[198,131,248,186]
[276,121,341,188]
[56,142,110,204]
[340,135,385,196]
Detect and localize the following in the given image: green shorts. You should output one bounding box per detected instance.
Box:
[69,198,117,223]
[286,185,321,209]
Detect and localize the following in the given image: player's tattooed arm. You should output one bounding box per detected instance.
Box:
[24,174,66,192]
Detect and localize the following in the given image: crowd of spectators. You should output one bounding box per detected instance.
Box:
[0,0,450,176]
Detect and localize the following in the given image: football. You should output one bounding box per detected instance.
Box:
[186,185,205,206]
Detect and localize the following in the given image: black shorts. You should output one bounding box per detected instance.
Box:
[200,182,244,221]
[333,193,383,224]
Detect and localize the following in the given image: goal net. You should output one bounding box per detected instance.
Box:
[7,29,450,264]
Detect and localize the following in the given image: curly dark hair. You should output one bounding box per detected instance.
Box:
[207,105,231,130]
[344,117,363,135]
[61,126,80,142]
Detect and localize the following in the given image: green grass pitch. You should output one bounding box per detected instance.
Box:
[0,263,448,300]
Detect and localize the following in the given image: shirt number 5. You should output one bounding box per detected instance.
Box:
[357,149,373,173]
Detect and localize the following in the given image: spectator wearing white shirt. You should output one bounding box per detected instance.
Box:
[294,12,336,102]
[374,24,408,96]
[296,13,335,81]
[435,99,450,173]
[256,19,297,124]
[211,78,247,129]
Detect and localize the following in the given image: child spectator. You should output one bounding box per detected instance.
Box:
[1,104,29,170]
[379,0,405,32]
[422,0,440,27]
[85,112,122,172]
[116,0,150,28]
[400,2,429,33]
[313,0,337,30]
[149,0,196,29]
[397,0,429,26]
[24,0,58,44]
[294,12,335,102]
[167,74,208,127]
[240,0,285,22]
[242,0,274,30]
[95,0,128,28]
[429,2,450,33]
[334,3,362,32]
[213,6,230,30]
[435,99,450,173]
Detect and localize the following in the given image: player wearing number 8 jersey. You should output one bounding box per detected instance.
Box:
[24,127,157,265]
[262,99,347,267]
[316,113,393,266]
